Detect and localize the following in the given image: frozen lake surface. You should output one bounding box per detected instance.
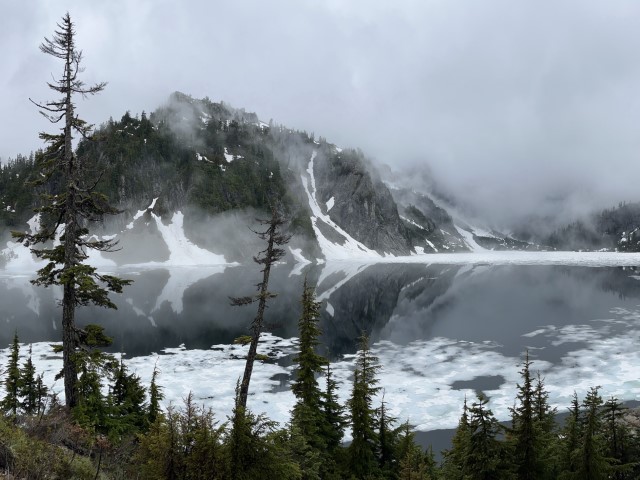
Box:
[1,251,640,433]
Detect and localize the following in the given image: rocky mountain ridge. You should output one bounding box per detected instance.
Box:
[0,92,535,266]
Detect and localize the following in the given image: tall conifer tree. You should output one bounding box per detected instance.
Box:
[291,278,330,457]
[467,394,509,480]
[321,363,346,453]
[442,397,472,479]
[1,332,20,418]
[348,334,381,478]
[18,345,38,415]
[13,13,130,408]
[510,351,543,479]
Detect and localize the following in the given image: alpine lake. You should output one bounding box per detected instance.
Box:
[2,258,640,452]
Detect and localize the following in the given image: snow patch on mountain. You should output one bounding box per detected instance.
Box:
[455,225,487,252]
[326,197,335,212]
[137,212,231,267]
[1,199,234,272]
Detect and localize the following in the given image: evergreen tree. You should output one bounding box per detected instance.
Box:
[290,278,327,449]
[602,396,634,479]
[231,207,290,409]
[441,397,471,480]
[1,332,20,418]
[148,362,163,425]
[348,334,381,479]
[228,388,300,480]
[70,324,115,433]
[34,373,48,416]
[18,345,38,415]
[110,356,147,435]
[12,13,131,409]
[396,422,436,480]
[321,363,347,454]
[558,392,581,478]
[466,394,509,480]
[532,372,556,434]
[532,372,558,478]
[378,396,400,476]
[573,387,613,480]
[510,351,544,479]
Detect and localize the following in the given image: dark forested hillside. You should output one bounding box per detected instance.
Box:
[546,202,640,251]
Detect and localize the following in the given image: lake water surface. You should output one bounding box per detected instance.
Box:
[2,258,640,433]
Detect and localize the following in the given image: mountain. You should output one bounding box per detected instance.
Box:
[532,202,640,252]
[0,92,539,268]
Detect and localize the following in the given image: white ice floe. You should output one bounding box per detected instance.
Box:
[13,303,640,434]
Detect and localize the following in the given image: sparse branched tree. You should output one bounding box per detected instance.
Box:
[230,207,290,409]
[11,13,131,409]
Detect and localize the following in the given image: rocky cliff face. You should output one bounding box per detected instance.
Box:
[311,147,412,255]
[388,186,470,252]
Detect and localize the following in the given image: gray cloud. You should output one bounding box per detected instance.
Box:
[2,1,640,226]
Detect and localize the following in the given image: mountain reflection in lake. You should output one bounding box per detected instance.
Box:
[1,263,640,431]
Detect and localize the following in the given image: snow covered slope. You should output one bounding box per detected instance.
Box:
[0,201,235,273]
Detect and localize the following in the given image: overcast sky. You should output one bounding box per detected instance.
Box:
[2,1,640,225]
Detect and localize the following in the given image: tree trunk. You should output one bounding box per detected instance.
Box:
[237,225,276,409]
[62,27,78,409]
